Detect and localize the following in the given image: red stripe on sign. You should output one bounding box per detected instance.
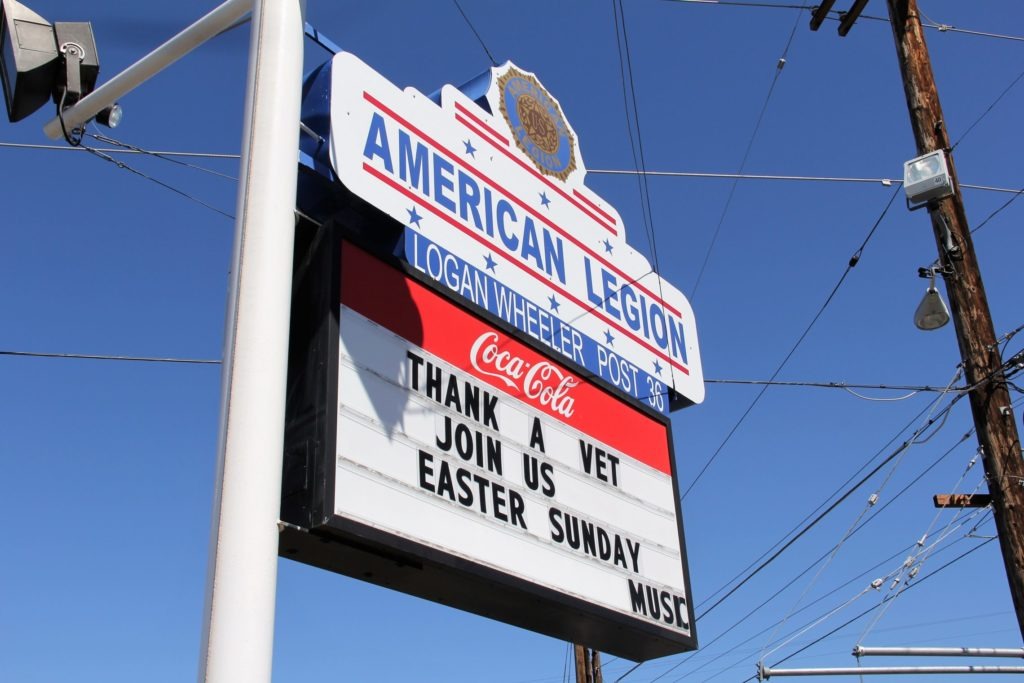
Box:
[341,243,671,475]
[454,101,509,146]
[572,189,617,226]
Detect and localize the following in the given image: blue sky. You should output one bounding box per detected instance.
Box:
[2,1,1022,681]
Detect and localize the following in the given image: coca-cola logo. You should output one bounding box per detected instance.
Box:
[469,332,579,418]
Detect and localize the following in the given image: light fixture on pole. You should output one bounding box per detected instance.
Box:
[914,267,950,331]
[903,149,954,210]
[0,0,117,130]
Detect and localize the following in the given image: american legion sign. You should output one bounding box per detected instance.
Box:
[280,51,704,661]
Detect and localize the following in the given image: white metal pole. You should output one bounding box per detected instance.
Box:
[761,665,1024,677]
[198,1,305,681]
[853,646,1024,659]
[42,0,251,139]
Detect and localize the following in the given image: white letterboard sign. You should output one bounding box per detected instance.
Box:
[329,243,696,655]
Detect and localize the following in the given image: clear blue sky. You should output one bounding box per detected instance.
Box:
[2,1,1022,681]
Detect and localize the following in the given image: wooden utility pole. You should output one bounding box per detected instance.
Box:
[574,644,589,683]
[886,0,1024,640]
[574,645,604,683]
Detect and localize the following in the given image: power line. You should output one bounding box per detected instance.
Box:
[636,510,990,683]
[588,168,1022,195]
[661,1,1024,43]
[654,544,916,682]
[7,142,1020,197]
[705,378,959,394]
[2,129,238,219]
[0,141,239,159]
[452,0,498,66]
[971,185,1024,235]
[3,348,970,394]
[693,391,964,622]
[613,0,664,285]
[612,0,673,402]
[690,4,806,300]
[685,394,1019,683]
[950,66,1024,152]
[0,350,220,365]
[87,132,238,180]
[680,185,901,501]
[694,361,998,622]
[749,537,998,682]
[80,144,235,219]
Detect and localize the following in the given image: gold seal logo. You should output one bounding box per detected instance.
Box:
[498,67,577,181]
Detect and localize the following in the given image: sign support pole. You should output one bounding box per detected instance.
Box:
[199,1,305,681]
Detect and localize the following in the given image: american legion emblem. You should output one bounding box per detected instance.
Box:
[498,66,578,181]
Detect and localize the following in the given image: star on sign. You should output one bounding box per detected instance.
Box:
[653,360,663,376]
[539,192,551,208]
[407,207,423,227]
[604,330,615,346]
[483,253,497,272]
[602,239,614,254]
[548,295,560,312]
[463,139,477,158]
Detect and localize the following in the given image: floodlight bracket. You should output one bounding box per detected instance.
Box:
[52,22,98,109]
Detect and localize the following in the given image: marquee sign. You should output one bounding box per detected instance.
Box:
[286,52,704,661]
[316,241,696,659]
[316,51,703,414]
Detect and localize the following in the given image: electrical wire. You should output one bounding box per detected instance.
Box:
[668,395,1013,682]
[670,532,988,682]
[971,185,1024,235]
[612,0,667,314]
[744,537,998,683]
[8,141,1022,196]
[587,168,1021,195]
[87,132,238,180]
[0,141,239,159]
[663,0,1024,43]
[0,350,220,365]
[694,380,956,612]
[705,378,956,393]
[680,185,901,502]
[80,144,235,219]
[610,0,677,400]
[689,4,806,300]
[915,6,1024,44]
[857,468,990,645]
[695,380,965,622]
[452,0,498,66]
[654,543,916,682]
[950,66,1024,152]
[754,367,963,661]
[750,517,994,678]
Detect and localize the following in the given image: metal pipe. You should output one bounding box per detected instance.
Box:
[854,646,1024,658]
[197,0,305,681]
[761,665,1024,678]
[43,0,250,139]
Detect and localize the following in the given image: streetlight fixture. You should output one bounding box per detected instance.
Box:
[914,268,951,331]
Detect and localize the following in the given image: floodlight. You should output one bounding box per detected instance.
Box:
[903,150,954,206]
[1,0,101,125]
[1,0,59,122]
